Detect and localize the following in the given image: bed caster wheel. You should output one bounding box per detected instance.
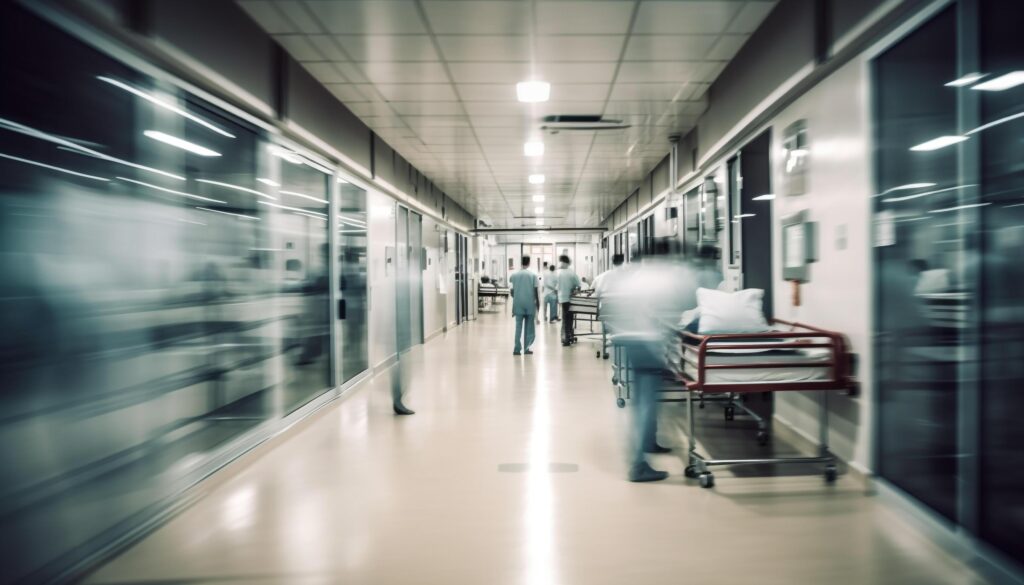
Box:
[699,402,705,410]
[699,472,715,489]
[824,465,837,483]
[596,350,601,358]
[611,376,619,385]
[617,398,626,408]
[756,431,769,446]
[684,465,700,479]
[724,406,735,421]
[603,352,609,360]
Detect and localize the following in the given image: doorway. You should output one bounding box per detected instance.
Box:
[739,129,774,319]
[395,206,424,352]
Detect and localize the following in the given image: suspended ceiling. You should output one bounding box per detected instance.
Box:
[238,0,778,228]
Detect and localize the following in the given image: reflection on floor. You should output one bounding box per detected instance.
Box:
[84,313,989,585]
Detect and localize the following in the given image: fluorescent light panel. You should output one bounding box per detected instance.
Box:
[523,141,545,157]
[971,71,1024,91]
[118,177,225,203]
[197,178,276,200]
[144,130,221,157]
[909,135,967,151]
[257,178,280,187]
[532,195,545,202]
[516,81,550,103]
[752,193,775,201]
[534,206,544,214]
[280,190,328,204]
[945,72,987,87]
[528,174,545,184]
[0,151,108,181]
[98,77,235,138]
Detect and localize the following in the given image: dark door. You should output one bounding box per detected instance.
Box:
[739,130,774,320]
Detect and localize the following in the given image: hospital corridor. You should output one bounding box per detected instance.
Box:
[2,0,1024,583]
[82,315,983,585]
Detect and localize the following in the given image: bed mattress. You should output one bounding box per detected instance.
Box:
[682,346,833,385]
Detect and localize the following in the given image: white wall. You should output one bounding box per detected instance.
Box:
[421,216,448,339]
[768,56,873,472]
[368,190,397,369]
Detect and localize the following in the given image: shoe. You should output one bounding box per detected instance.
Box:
[513,351,521,355]
[393,403,415,415]
[644,444,672,454]
[628,462,669,483]
[524,349,533,355]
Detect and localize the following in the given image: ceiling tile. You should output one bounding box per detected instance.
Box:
[536,36,626,62]
[356,61,450,84]
[728,1,777,34]
[448,62,530,84]
[457,84,519,102]
[374,83,459,101]
[536,1,634,34]
[632,1,744,35]
[323,83,372,102]
[623,35,720,61]
[615,61,721,83]
[274,35,325,61]
[274,2,323,34]
[706,35,749,60]
[238,1,294,34]
[304,1,427,34]
[390,102,466,116]
[301,62,348,83]
[305,35,350,61]
[609,82,694,101]
[537,62,617,84]
[470,116,529,128]
[436,36,530,62]
[422,1,529,35]
[336,35,440,62]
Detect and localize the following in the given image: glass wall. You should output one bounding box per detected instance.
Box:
[873,0,1024,564]
[337,180,369,383]
[0,4,366,581]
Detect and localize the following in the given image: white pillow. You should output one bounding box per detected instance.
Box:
[696,288,770,334]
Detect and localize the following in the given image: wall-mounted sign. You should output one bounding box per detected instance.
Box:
[783,120,808,196]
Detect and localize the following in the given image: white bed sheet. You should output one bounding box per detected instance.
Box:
[682,347,833,385]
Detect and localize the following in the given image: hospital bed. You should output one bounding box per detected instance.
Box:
[477,285,510,313]
[568,291,610,358]
[669,319,852,488]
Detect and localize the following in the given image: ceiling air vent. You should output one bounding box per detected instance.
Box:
[540,115,630,133]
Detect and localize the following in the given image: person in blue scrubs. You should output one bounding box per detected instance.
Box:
[556,255,581,346]
[509,256,539,355]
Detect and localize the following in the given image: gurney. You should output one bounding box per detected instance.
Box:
[668,319,853,488]
[477,285,510,313]
[569,291,609,358]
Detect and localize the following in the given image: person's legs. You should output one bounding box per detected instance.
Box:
[513,314,524,354]
[549,295,559,322]
[524,314,536,352]
[624,342,667,481]
[391,357,414,415]
[561,303,572,344]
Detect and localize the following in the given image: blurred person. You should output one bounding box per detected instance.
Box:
[556,255,581,346]
[594,253,626,299]
[580,277,591,291]
[605,238,703,482]
[544,264,559,323]
[509,255,539,355]
[391,355,414,415]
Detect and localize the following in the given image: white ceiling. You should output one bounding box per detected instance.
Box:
[238,0,777,228]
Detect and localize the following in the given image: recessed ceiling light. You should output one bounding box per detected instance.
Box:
[910,135,967,151]
[532,194,545,202]
[945,72,987,87]
[516,81,550,103]
[524,141,544,157]
[529,174,545,184]
[971,71,1024,91]
[534,207,544,215]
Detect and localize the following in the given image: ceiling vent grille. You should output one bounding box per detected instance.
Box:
[540,115,630,133]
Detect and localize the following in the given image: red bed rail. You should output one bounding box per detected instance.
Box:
[677,318,850,393]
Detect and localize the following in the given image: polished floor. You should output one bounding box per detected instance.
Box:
[85,311,989,585]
